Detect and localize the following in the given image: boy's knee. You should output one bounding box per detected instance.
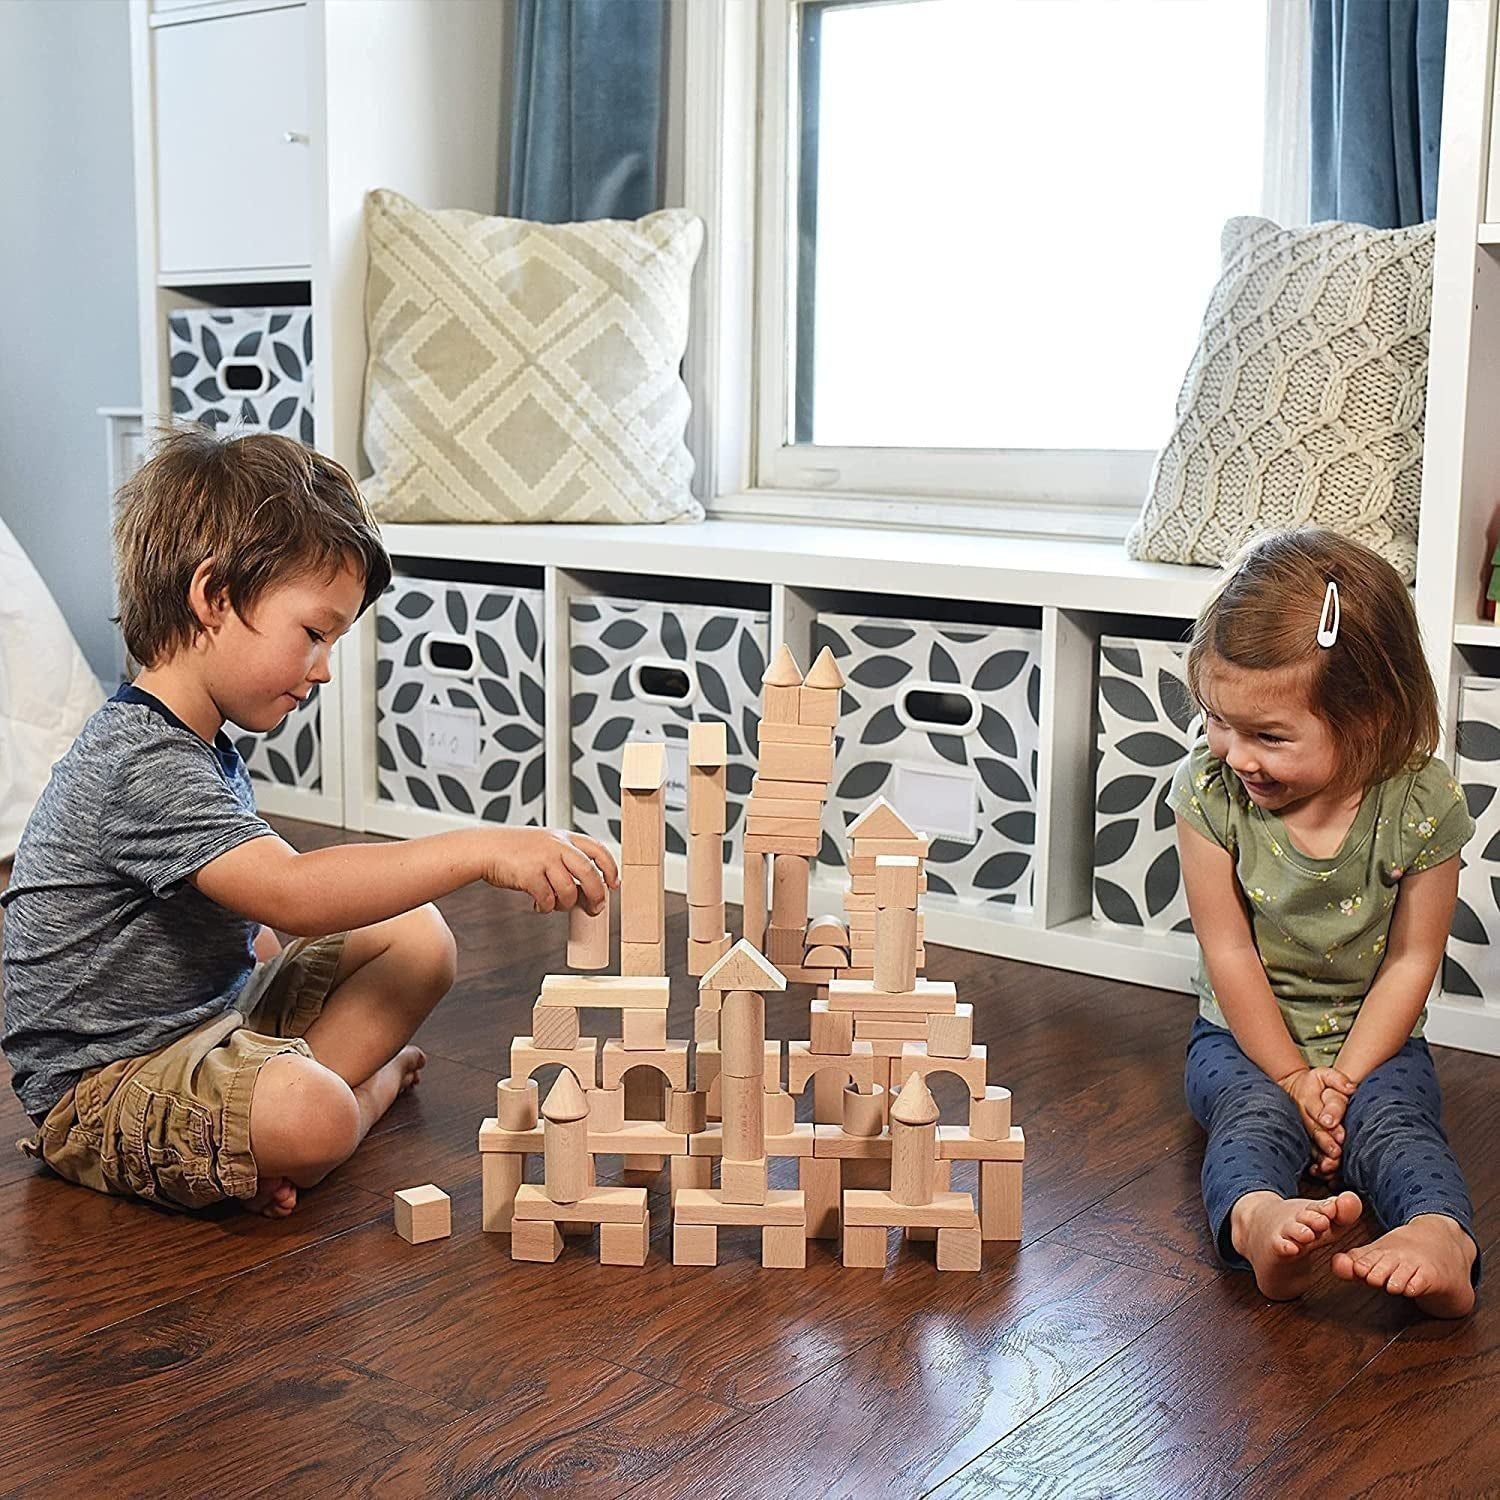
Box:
[398,903,457,995]
[250,1053,361,1183]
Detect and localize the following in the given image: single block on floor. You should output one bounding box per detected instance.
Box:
[936,1225,983,1271]
[673,1221,718,1266]
[762,1223,807,1269]
[842,1223,887,1269]
[511,1217,564,1262]
[599,1215,651,1267]
[394,1184,451,1244]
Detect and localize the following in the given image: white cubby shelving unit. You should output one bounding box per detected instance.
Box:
[126,0,1500,1053]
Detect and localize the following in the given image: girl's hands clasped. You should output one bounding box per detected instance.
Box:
[1277,1065,1356,1178]
[479,828,619,915]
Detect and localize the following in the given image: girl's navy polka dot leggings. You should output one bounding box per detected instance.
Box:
[1184,1016,1480,1280]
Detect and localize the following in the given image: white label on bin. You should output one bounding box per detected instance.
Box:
[664,741,688,812]
[893,761,978,843]
[422,704,481,771]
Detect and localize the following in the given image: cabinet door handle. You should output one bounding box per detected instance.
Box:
[283,130,310,145]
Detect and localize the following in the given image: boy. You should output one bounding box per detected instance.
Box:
[2,429,616,1218]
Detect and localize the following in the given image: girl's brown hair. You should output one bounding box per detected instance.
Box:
[114,427,391,667]
[1185,527,1439,792]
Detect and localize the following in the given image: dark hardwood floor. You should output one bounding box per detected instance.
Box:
[1,816,1496,1497]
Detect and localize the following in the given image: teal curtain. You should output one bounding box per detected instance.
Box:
[1310,0,1448,227]
[507,0,667,223]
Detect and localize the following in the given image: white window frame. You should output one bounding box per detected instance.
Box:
[682,0,1308,537]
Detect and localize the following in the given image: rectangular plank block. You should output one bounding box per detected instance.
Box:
[538,975,670,1009]
[744,835,821,856]
[512,1184,649,1225]
[842,1189,978,1229]
[826,980,956,1013]
[673,1188,806,1226]
[938,1125,1026,1161]
[755,720,832,745]
[759,741,834,784]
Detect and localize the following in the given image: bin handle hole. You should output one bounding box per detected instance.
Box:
[420,633,475,679]
[217,358,271,396]
[630,659,696,706]
[897,682,981,735]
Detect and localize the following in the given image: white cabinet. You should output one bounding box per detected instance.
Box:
[153,5,311,278]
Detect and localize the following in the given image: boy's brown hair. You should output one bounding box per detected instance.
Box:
[1185,527,1440,793]
[114,427,391,667]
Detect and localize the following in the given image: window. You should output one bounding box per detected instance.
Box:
[746,0,1301,529]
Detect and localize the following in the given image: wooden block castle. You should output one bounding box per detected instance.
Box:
[466,646,1024,1272]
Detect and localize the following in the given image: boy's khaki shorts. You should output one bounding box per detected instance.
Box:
[21,933,346,1210]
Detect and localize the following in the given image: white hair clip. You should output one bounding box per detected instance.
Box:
[1317,580,1340,648]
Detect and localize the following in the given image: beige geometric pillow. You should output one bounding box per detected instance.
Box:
[361,189,705,525]
[1126,215,1434,582]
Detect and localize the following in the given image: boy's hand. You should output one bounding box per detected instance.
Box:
[480,828,619,914]
[1277,1065,1355,1173]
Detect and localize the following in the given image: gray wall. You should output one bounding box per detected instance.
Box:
[0,0,138,686]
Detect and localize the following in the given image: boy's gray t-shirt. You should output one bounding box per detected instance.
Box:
[2,685,274,1117]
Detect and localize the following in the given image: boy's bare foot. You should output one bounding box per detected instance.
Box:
[352,1043,427,1136]
[247,1177,298,1218]
[1230,1189,1363,1300]
[1331,1214,1477,1319]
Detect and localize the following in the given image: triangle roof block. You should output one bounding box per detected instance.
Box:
[699,939,787,993]
[847,797,919,841]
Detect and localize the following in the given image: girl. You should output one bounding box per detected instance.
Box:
[1171,528,1480,1318]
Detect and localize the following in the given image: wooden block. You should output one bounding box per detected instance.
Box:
[847,853,926,875]
[844,1158,893,1190]
[809,1005,855,1054]
[620,789,664,866]
[803,644,845,690]
[759,740,834,785]
[721,990,767,1077]
[624,1066,665,1124]
[805,913,848,945]
[890,1121,939,1207]
[851,946,927,968]
[842,1223,887,1269]
[671,1152,713,1196]
[542,1079,591,1204]
[875,855,922,909]
[688,1121,816,1159]
[787,1039,876,1096]
[980,1160,1023,1240]
[510,1037,599,1090]
[601,1039,689,1091]
[826,980,956,1013]
[567,891,611,969]
[843,891,877,912]
[478,1117,545,1153]
[673,1222,718,1266]
[511,1218,564,1262]
[481,1153,524,1233]
[854,1016,929,1040]
[812,1124,894,1160]
[687,934,731,975]
[688,765,728,834]
[664,1087,707,1135]
[721,1156,768,1204]
[851,835,929,859]
[587,1087,626,1132]
[743,795,824,820]
[771,854,810,928]
[496,1076,540,1132]
[722,1074,765,1159]
[692,1006,721,1045]
[588,1121,688,1155]
[688,719,728,767]
[848,797,918,840]
[753,774,828,800]
[620,880,665,944]
[865,1037,909,1058]
[599,1215,651,1266]
[970,1086,1013,1139]
[841,1084,886,1137]
[762,682,802,724]
[394,1185,450,1244]
[538,975,671,1009]
[620,939,666,975]
[778,964,832,984]
[762,642,805,690]
[762,1223,807,1268]
[514,1184,649,1225]
[813,1068,844,1124]
[847,910,927,937]
[694,1045,721,1098]
[926,1007,974,1059]
[755,719,833,747]
[745,834,821,857]
[742,848,768,949]
[937,1225,982,1271]
[673,1188,806,1227]
[843,1189,978,1230]
[763,1089,796,1135]
[802,946,847,969]
[797,684,841,728]
[621,740,667,792]
[531,1002,581,1052]
[800,1155,841,1239]
[701,939,787,992]
[747,817,822,841]
[848,870,927,895]
[899,1042,988,1100]
[939,1125,1026,1161]
[622,1008,668,1051]
[874,904,919,994]
[688,901,727,942]
[766,927,805,969]
[687,832,725,904]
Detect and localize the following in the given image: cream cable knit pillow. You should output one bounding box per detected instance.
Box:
[1127,216,1434,582]
[361,190,705,525]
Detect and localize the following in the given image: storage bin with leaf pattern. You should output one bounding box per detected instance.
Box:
[168,306,314,442]
[569,595,769,864]
[1092,636,1199,933]
[811,611,1041,908]
[1444,676,1500,1000]
[375,570,546,824]
[228,689,323,796]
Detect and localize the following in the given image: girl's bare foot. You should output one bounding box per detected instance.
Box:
[247,1176,298,1218]
[1230,1189,1363,1300]
[352,1043,427,1137]
[1331,1214,1477,1319]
